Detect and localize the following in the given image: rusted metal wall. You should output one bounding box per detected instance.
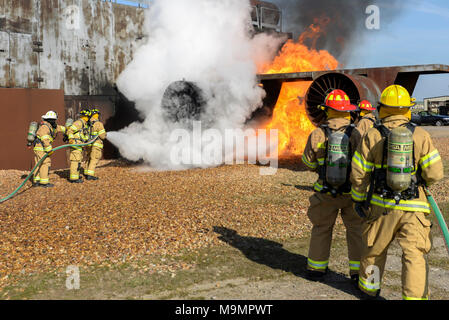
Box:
[0,88,66,170]
[0,1,146,169]
[0,0,145,94]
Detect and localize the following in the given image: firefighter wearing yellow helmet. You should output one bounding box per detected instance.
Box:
[301,89,363,284]
[66,109,91,183]
[84,108,107,180]
[350,85,444,300]
[32,111,66,187]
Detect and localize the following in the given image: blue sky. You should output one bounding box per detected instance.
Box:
[346,0,449,100]
[111,0,447,100]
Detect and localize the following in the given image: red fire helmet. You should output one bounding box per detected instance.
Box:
[358,100,376,111]
[322,89,357,112]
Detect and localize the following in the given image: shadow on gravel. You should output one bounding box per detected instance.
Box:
[97,159,143,169]
[54,169,70,180]
[276,158,310,172]
[213,226,368,300]
[281,183,314,192]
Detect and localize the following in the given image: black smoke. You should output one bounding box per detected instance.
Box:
[271,0,405,63]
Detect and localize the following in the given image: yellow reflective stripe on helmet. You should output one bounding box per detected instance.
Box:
[359,277,380,292]
[419,149,441,169]
[353,151,374,172]
[349,261,360,270]
[351,187,367,201]
[370,195,430,213]
[402,295,429,301]
[307,258,328,270]
[302,154,317,169]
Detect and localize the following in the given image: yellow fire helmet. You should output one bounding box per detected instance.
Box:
[380,85,416,108]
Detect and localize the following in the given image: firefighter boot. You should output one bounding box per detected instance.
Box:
[306,268,328,282]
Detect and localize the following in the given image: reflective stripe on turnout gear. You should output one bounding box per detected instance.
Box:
[370,195,431,213]
[302,154,317,169]
[359,276,380,292]
[351,187,367,202]
[349,260,360,271]
[352,151,374,172]
[419,149,441,169]
[307,258,329,270]
[402,294,429,300]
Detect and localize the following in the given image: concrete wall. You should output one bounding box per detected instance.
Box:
[0,0,145,95]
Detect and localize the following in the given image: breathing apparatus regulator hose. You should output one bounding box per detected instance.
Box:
[0,136,99,204]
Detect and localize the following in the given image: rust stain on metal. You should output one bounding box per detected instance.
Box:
[0,88,66,170]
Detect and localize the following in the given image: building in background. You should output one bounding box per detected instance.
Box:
[424,96,449,115]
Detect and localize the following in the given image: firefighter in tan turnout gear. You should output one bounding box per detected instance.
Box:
[302,89,363,283]
[32,111,66,187]
[84,108,107,180]
[66,109,91,183]
[350,85,444,300]
[352,100,377,148]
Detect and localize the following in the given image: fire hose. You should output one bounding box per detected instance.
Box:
[424,187,449,256]
[0,136,99,204]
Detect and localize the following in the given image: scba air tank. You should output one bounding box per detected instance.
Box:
[65,118,74,128]
[326,131,350,188]
[27,122,38,145]
[387,126,414,192]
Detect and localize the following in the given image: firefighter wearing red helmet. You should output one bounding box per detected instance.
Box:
[301,89,363,284]
[352,100,378,148]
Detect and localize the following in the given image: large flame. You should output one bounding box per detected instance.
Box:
[260,21,339,156]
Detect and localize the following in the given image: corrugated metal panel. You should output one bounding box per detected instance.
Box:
[0,0,145,95]
[9,32,39,88]
[0,31,9,87]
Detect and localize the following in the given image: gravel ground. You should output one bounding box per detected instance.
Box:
[0,158,315,289]
[0,132,448,292]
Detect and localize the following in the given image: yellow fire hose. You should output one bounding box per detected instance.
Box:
[0,136,98,204]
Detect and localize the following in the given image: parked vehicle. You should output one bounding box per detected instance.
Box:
[411,111,449,126]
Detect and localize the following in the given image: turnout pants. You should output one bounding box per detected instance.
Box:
[85,146,102,177]
[33,150,51,185]
[69,148,83,181]
[307,193,363,276]
[358,210,432,300]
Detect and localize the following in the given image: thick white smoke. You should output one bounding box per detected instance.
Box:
[108,0,284,170]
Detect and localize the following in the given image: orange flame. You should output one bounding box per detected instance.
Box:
[260,21,339,156]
